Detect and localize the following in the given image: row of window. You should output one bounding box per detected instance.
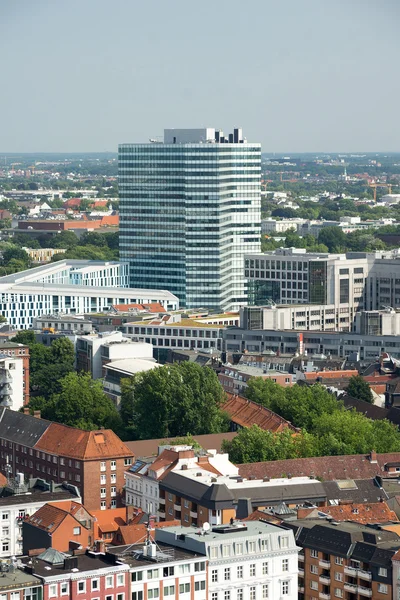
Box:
[211,582,289,600]
[131,563,206,582]
[209,536,289,558]
[211,559,288,582]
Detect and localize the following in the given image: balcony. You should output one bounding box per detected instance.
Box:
[358,570,372,581]
[344,566,357,576]
[299,587,304,594]
[344,583,357,593]
[299,568,304,576]
[190,510,198,518]
[319,559,330,568]
[319,593,330,600]
[319,575,331,585]
[159,497,165,505]
[174,504,181,511]
[298,553,305,562]
[158,510,165,518]
[358,587,372,597]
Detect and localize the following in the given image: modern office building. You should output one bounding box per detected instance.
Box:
[0,260,179,329]
[119,127,261,311]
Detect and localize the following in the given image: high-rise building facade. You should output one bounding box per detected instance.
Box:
[119,128,261,311]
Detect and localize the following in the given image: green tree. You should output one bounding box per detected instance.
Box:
[318,226,347,252]
[50,230,79,249]
[2,246,30,266]
[120,362,229,440]
[347,375,374,404]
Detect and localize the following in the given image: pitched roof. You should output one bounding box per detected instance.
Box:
[91,508,126,535]
[221,393,298,432]
[118,520,181,545]
[238,452,400,482]
[36,548,67,564]
[0,408,50,447]
[25,503,70,533]
[35,424,133,460]
[298,502,398,525]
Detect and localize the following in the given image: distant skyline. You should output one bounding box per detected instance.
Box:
[1,0,400,153]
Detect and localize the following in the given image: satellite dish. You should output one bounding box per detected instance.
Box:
[202,522,210,532]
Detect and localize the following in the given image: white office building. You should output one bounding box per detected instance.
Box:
[157,521,299,600]
[119,127,261,311]
[0,260,179,329]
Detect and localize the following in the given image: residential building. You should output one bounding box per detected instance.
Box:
[285,518,400,600]
[0,341,30,406]
[0,353,24,411]
[119,127,261,311]
[125,446,238,519]
[76,331,154,379]
[0,478,81,557]
[108,539,209,600]
[103,358,160,407]
[157,520,299,600]
[124,433,238,462]
[33,314,94,335]
[23,501,95,554]
[0,409,134,511]
[0,565,42,600]
[23,549,129,600]
[159,471,326,527]
[22,247,67,263]
[218,364,294,395]
[0,260,178,329]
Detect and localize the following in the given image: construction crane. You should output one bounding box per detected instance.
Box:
[369,182,392,202]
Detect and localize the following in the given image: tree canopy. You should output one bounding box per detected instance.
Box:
[347,375,374,404]
[120,362,229,440]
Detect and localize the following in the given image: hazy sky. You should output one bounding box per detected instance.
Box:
[1,0,399,153]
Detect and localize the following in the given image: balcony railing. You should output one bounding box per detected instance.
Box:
[344,566,357,576]
[344,583,357,593]
[319,575,331,584]
[358,587,372,597]
[319,593,330,600]
[174,504,181,511]
[358,570,372,581]
[319,559,330,568]
[298,554,305,562]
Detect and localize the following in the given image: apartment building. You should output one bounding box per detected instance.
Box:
[157,520,299,600]
[125,446,238,519]
[0,478,80,557]
[103,359,160,407]
[0,567,42,600]
[285,518,399,600]
[34,314,94,334]
[119,127,261,311]
[75,330,153,379]
[0,341,30,406]
[0,409,134,511]
[159,471,326,528]
[0,353,24,411]
[218,364,294,395]
[0,260,178,329]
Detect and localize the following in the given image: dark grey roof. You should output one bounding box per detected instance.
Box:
[202,483,234,504]
[0,408,51,447]
[229,481,326,505]
[343,396,389,420]
[322,478,387,505]
[159,472,234,510]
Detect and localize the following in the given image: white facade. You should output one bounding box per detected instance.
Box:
[0,260,179,329]
[103,358,160,407]
[0,355,24,412]
[157,522,299,600]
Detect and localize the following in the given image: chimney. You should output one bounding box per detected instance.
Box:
[33,410,41,419]
[263,476,270,482]
[23,407,30,415]
[369,450,378,463]
[236,498,253,520]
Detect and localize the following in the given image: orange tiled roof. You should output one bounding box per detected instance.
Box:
[222,393,298,432]
[298,502,398,525]
[118,520,181,545]
[25,503,69,533]
[303,370,358,380]
[92,508,126,536]
[35,424,133,460]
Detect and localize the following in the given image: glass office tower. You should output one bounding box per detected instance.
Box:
[119,128,261,311]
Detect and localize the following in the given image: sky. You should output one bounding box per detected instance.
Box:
[1,0,400,153]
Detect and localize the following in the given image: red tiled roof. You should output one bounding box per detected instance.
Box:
[303,370,358,380]
[63,199,82,208]
[238,451,400,481]
[297,502,398,524]
[92,508,126,535]
[243,510,281,524]
[221,393,298,432]
[118,520,181,545]
[25,503,69,533]
[112,303,166,313]
[35,424,133,460]
[0,472,7,487]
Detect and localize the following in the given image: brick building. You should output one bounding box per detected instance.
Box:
[284,518,400,600]
[0,409,134,511]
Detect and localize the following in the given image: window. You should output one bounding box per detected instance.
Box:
[147,569,159,580]
[237,590,243,600]
[378,584,388,594]
[100,461,106,471]
[212,594,218,600]
[1,513,9,521]
[250,564,256,577]
[73,526,81,535]
[194,582,206,592]
[280,536,289,549]
[148,589,159,599]
[61,582,69,595]
[101,501,106,510]
[106,575,113,588]
[335,572,343,582]
[132,571,143,582]
[222,545,231,557]
[111,460,116,470]
[163,567,174,577]
[224,567,231,581]
[236,542,243,555]
[101,474,106,484]
[335,589,343,598]
[92,580,99,591]
[194,562,205,572]
[248,541,256,553]
[178,564,190,575]
[282,558,289,572]
[334,556,343,565]
[212,570,218,582]
[101,487,106,498]
[210,546,218,558]
[249,587,256,600]
[310,581,318,590]
[111,473,117,483]
[262,584,268,599]
[179,584,190,594]
[237,565,243,578]
[1,543,8,553]
[379,567,388,577]
[78,581,86,593]
[164,587,175,596]
[224,593,230,600]
[111,486,117,497]
[117,595,124,600]
[111,499,117,508]
[49,585,58,597]
[310,549,318,558]
[310,565,318,574]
